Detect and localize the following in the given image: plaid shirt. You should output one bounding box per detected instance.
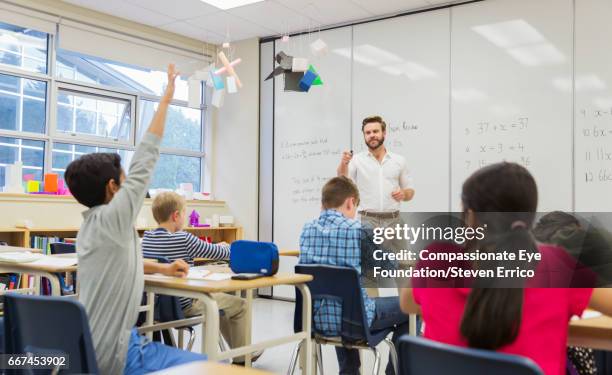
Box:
[299,209,375,336]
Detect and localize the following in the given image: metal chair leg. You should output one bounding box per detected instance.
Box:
[385,337,399,375]
[371,347,381,375]
[219,333,229,352]
[287,343,301,375]
[183,327,196,351]
[178,328,184,348]
[316,343,324,375]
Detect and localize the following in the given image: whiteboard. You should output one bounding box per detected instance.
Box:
[273,27,352,250]
[352,8,451,212]
[272,28,352,297]
[266,0,609,280]
[575,0,612,211]
[450,0,573,212]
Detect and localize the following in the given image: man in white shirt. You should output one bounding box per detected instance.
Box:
[337,116,415,287]
[337,115,415,221]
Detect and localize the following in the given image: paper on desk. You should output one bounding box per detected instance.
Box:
[30,256,77,268]
[186,269,211,279]
[571,310,602,321]
[0,252,42,263]
[204,273,232,281]
[146,269,232,281]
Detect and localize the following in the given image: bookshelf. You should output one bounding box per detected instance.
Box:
[0,226,244,248]
[0,228,27,248]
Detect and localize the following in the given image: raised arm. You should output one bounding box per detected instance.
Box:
[337,150,352,177]
[104,65,179,230]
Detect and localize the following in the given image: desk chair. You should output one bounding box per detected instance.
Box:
[398,335,543,375]
[140,256,229,353]
[288,264,398,375]
[4,293,99,374]
[49,242,76,295]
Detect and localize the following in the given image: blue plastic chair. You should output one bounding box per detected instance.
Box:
[49,242,76,295]
[288,264,398,375]
[139,255,229,353]
[139,255,198,350]
[4,293,99,374]
[398,335,543,375]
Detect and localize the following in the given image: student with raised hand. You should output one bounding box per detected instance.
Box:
[399,162,612,375]
[65,65,206,375]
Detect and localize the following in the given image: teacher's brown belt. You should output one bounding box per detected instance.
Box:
[358,210,399,219]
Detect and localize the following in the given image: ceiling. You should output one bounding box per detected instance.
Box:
[61,0,462,45]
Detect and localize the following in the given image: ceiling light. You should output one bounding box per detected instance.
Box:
[553,75,607,93]
[472,19,544,49]
[507,43,565,66]
[200,0,264,10]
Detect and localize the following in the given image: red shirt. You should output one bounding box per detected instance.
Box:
[413,244,593,375]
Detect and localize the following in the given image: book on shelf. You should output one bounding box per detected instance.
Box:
[30,236,63,255]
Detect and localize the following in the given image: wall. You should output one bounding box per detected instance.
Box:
[0,194,230,228]
[213,38,260,240]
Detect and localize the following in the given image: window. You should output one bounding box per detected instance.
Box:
[0,73,46,133]
[0,22,48,74]
[0,136,44,187]
[51,142,132,180]
[0,19,208,192]
[56,89,131,142]
[138,100,202,152]
[150,154,201,191]
[56,49,190,101]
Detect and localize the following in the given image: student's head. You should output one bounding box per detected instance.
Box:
[533,211,580,243]
[459,162,538,350]
[361,115,386,151]
[64,153,125,208]
[321,176,360,219]
[152,192,187,231]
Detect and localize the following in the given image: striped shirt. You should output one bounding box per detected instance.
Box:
[142,228,230,309]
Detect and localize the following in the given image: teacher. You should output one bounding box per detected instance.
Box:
[337,115,415,227]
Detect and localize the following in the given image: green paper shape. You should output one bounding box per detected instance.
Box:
[308,64,323,85]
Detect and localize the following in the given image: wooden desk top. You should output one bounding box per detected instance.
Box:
[150,361,273,374]
[569,313,612,351]
[570,315,612,336]
[145,266,312,293]
[280,249,300,257]
[0,247,76,273]
[0,245,41,254]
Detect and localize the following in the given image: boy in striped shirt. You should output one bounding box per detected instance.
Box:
[142,191,260,363]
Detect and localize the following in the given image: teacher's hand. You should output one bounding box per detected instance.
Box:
[341,150,353,165]
[391,189,405,202]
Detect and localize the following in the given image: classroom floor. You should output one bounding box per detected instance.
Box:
[189,298,392,374]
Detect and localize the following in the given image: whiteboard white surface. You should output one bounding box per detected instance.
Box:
[352,8,451,212]
[273,29,352,297]
[273,27,352,250]
[450,0,573,212]
[575,0,612,211]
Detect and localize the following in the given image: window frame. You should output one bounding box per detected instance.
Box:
[0,21,209,191]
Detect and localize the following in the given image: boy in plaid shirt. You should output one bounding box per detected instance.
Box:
[299,176,409,375]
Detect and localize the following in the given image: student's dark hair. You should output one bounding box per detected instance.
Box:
[65,153,123,208]
[321,176,360,209]
[361,115,386,132]
[533,211,580,243]
[460,162,538,350]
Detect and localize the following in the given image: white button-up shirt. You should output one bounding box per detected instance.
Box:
[348,150,413,212]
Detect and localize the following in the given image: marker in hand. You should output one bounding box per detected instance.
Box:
[341,150,353,165]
